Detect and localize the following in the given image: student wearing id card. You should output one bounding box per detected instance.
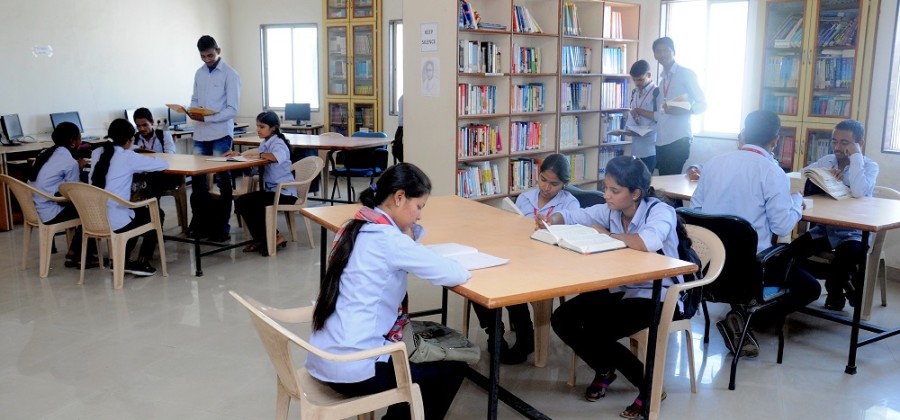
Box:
[624,60,659,173]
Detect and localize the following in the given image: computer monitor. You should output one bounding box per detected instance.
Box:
[1,114,25,142]
[168,108,187,129]
[284,103,311,126]
[125,109,137,126]
[49,111,85,133]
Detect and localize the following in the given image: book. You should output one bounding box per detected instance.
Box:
[786,171,805,194]
[609,124,653,137]
[427,243,508,270]
[802,167,851,200]
[500,197,524,215]
[206,156,257,162]
[664,94,691,111]
[530,224,627,255]
[166,104,216,116]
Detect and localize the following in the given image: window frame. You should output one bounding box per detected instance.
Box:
[659,0,752,139]
[260,23,321,112]
[882,0,900,154]
[388,19,404,116]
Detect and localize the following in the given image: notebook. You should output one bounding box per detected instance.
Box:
[427,243,508,270]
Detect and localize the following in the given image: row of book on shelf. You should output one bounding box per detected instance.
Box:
[598,147,626,176]
[775,134,795,169]
[353,33,373,55]
[813,52,855,89]
[459,40,502,74]
[510,158,540,192]
[458,0,508,31]
[512,44,541,74]
[601,45,628,75]
[510,121,544,152]
[512,5,542,33]
[810,94,851,117]
[559,115,581,148]
[561,82,592,111]
[601,113,626,144]
[512,83,545,113]
[329,35,347,55]
[770,13,803,48]
[763,93,799,115]
[462,151,589,198]
[763,55,800,88]
[817,12,858,48]
[458,123,502,158]
[562,45,591,74]
[457,161,501,198]
[562,3,582,36]
[600,80,627,110]
[458,83,498,115]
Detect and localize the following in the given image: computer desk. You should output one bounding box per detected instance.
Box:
[281,123,324,135]
[301,196,697,420]
[0,141,55,230]
[171,123,250,140]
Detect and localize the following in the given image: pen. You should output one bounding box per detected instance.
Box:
[534,205,555,219]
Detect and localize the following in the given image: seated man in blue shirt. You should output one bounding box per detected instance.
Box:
[691,110,821,357]
[792,120,879,311]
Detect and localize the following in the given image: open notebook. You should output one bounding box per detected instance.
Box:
[531,224,626,254]
[427,243,508,270]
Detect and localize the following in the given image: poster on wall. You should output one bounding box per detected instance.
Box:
[421,23,438,52]
[421,57,439,97]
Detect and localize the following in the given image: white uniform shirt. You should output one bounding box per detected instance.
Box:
[190,59,241,142]
[690,144,803,253]
[29,147,80,223]
[306,209,471,383]
[654,63,705,147]
[805,153,879,247]
[133,131,176,154]
[556,196,682,301]
[628,83,657,158]
[258,135,296,197]
[89,146,170,230]
[515,188,580,217]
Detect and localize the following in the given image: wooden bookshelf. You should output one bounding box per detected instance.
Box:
[453,0,641,199]
[324,0,381,135]
[758,0,877,170]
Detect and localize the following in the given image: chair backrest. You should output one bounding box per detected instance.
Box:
[564,184,606,208]
[289,156,325,199]
[345,131,389,171]
[660,224,726,318]
[676,207,763,304]
[58,182,114,236]
[0,174,47,227]
[873,186,900,201]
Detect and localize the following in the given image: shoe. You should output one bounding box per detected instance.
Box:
[620,392,666,419]
[724,310,759,358]
[64,258,100,269]
[242,242,262,253]
[207,232,230,243]
[585,372,617,402]
[124,261,156,277]
[501,333,534,365]
[823,295,846,312]
[260,234,289,257]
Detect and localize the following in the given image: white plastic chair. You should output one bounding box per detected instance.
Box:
[860,186,900,318]
[229,291,424,420]
[263,156,325,256]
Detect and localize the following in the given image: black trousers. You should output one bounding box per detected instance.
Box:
[472,302,534,341]
[233,191,298,243]
[792,232,861,302]
[655,137,692,175]
[114,206,163,262]
[392,126,404,163]
[47,203,87,257]
[327,358,465,420]
[552,290,674,399]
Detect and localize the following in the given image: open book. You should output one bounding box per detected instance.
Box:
[786,172,805,194]
[531,224,626,254]
[427,243,509,271]
[665,94,692,111]
[802,167,850,200]
[206,156,256,162]
[166,104,216,116]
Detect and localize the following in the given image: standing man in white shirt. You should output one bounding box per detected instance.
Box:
[188,35,241,242]
[652,37,706,175]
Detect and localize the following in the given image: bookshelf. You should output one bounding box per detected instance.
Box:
[758,0,876,170]
[324,0,381,135]
[453,0,640,200]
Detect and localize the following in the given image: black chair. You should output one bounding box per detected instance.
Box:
[676,208,794,390]
[564,185,605,207]
[329,132,389,202]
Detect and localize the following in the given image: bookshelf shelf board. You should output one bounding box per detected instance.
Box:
[572,178,601,187]
[510,111,556,117]
[511,72,558,78]
[458,113,510,120]
[812,88,852,94]
[460,28,511,35]
[560,109,601,115]
[562,35,605,42]
[560,144,600,153]
[457,154,508,163]
[603,38,639,43]
[599,140,633,147]
[458,72,510,77]
[561,73,604,77]
[599,73,630,78]
[763,86,800,91]
[512,31,558,38]
[599,108,630,113]
[510,149,554,158]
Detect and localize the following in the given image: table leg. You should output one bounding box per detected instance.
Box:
[324,150,334,205]
[488,307,502,420]
[194,236,203,276]
[441,288,448,325]
[320,226,327,281]
[641,279,663,420]
[846,230,869,374]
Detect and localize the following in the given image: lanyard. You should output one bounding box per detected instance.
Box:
[662,73,672,99]
[631,83,656,111]
[741,146,769,159]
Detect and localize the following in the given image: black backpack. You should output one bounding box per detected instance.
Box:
[645,201,705,319]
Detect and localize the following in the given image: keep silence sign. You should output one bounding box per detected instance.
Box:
[421,23,438,52]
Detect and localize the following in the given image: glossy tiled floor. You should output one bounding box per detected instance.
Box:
[2,195,900,419]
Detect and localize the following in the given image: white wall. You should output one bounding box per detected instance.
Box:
[0,0,229,135]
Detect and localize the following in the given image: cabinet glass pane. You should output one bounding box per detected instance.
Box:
[352,25,376,96]
[805,128,833,165]
[353,103,376,132]
[329,102,349,135]
[761,1,805,117]
[327,0,348,20]
[327,27,349,95]
[353,0,375,19]
[774,126,798,170]
[808,0,860,118]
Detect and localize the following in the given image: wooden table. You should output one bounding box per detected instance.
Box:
[301,196,696,420]
[235,133,391,205]
[282,123,324,135]
[154,153,267,276]
[650,174,698,201]
[0,141,56,230]
[171,123,250,140]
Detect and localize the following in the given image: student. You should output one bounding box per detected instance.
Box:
[131,108,176,154]
[652,37,706,176]
[544,155,681,419]
[472,153,580,364]
[690,110,820,357]
[187,34,242,242]
[27,122,95,267]
[229,111,296,256]
[89,119,170,276]
[307,163,470,420]
[792,119,879,310]
[625,60,658,173]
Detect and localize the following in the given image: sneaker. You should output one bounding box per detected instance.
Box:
[823,295,846,312]
[124,261,156,277]
[207,232,230,243]
[721,310,759,358]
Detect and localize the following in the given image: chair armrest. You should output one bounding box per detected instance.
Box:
[245,296,314,324]
[304,340,409,363]
[758,243,793,287]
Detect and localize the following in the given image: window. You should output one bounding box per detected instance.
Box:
[883,2,900,153]
[389,20,404,116]
[261,24,320,110]
[660,0,749,137]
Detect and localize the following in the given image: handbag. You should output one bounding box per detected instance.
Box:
[401,320,481,364]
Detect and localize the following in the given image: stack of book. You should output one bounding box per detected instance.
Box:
[510,121,543,152]
[559,115,581,148]
[563,3,581,36]
[512,5,542,33]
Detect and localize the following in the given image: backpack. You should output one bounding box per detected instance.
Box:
[645,201,705,319]
[134,129,167,153]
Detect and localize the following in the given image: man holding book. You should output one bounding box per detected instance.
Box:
[690,110,820,357]
[791,119,879,311]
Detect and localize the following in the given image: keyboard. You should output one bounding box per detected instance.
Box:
[83,136,100,141]
[173,125,194,132]
[234,129,247,135]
